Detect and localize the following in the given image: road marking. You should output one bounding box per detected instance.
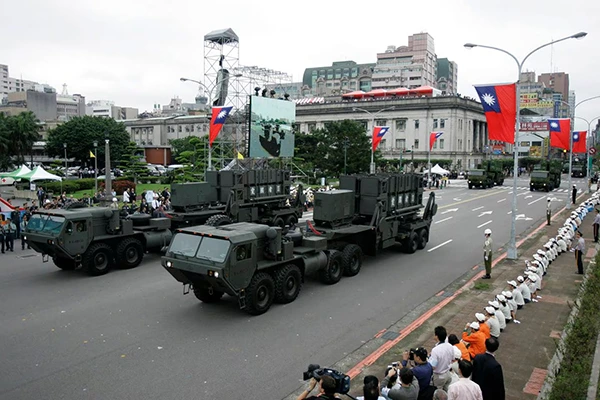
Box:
[477,220,492,228]
[438,190,507,210]
[517,192,527,197]
[440,208,459,214]
[508,191,513,194]
[427,239,453,252]
[453,198,462,201]
[528,196,547,206]
[472,206,484,211]
[507,211,512,214]
[478,211,493,217]
[497,198,506,203]
[525,195,533,199]
[434,216,453,224]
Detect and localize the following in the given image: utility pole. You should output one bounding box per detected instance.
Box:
[104,137,111,203]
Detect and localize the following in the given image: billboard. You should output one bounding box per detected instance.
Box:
[519,121,548,131]
[248,96,296,158]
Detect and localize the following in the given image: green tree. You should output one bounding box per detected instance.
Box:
[7,111,41,165]
[0,113,10,170]
[45,116,130,166]
[118,142,150,182]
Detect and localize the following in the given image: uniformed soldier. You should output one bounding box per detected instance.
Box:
[482,228,493,279]
[546,199,551,226]
[593,209,600,243]
[572,185,577,205]
[3,217,16,252]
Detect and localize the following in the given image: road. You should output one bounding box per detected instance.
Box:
[0,176,588,400]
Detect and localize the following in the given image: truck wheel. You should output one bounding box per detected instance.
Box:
[285,215,298,227]
[416,229,429,250]
[205,214,233,226]
[319,250,343,285]
[83,243,113,276]
[194,286,224,303]
[53,257,76,271]
[245,272,275,315]
[273,217,285,228]
[342,244,363,277]
[116,238,144,269]
[403,232,419,254]
[274,264,302,303]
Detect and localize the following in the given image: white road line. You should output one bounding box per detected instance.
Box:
[434,216,453,224]
[528,196,547,205]
[517,192,527,197]
[507,211,512,214]
[472,206,484,211]
[477,220,493,228]
[427,239,453,252]
[497,198,506,203]
[508,191,513,194]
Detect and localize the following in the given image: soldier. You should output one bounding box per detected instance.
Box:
[546,199,551,226]
[3,217,16,252]
[572,185,577,206]
[482,228,493,279]
[593,209,600,243]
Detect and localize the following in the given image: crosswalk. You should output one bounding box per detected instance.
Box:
[448,182,576,193]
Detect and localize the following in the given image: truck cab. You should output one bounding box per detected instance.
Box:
[467,169,492,189]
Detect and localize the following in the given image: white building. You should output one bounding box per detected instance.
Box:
[86,100,139,120]
[1,63,55,102]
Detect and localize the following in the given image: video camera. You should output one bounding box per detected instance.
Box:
[303,364,351,395]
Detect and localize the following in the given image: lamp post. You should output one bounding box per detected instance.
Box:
[352,106,396,173]
[93,140,98,194]
[574,115,600,193]
[464,31,587,260]
[342,137,350,175]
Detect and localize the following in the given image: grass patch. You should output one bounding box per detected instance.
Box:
[71,183,166,199]
[472,282,491,291]
[548,254,600,400]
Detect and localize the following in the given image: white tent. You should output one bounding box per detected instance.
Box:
[424,164,450,175]
[20,166,62,182]
[0,164,31,178]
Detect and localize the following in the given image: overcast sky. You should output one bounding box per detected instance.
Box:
[3,0,599,130]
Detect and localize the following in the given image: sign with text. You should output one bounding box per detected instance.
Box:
[520,121,549,131]
[520,100,555,109]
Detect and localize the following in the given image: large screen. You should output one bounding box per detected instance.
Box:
[248,96,296,158]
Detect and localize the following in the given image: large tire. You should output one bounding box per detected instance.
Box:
[319,250,343,285]
[83,243,114,276]
[274,264,302,304]
[342,244,363,277]
[116,237,144,269]
[417,229,429,250]
[53,257,76,271]
[244,272,275,315]
[273,217,285,228]
[403,232,419,254]
[194,286,224,303]
[285,215,298,227]
[205,214,233,227]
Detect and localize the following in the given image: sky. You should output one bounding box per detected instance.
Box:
[2,0,600,130]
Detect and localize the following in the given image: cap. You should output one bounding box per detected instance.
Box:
[517,275,525,282]
[488,300,500,309]
[475,313,486,322]
[528,266,538,273]
[470,321,480,330]
[485,306,495,315]
[503,291,513,299]
[529,275,538,282]
[484,228,492,235]
[112,198,117,202]
[533,254,541,260]
[496,294,506,302]
[453,347,462,360]
[537,250,545,256]
[507,280,518,288]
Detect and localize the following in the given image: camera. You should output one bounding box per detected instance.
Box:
[409,348,417,361]
[302,364,351,395]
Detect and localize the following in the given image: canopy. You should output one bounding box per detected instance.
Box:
[364,89,388,97]
[387,87,410,96]
[19,166,62,182]
[410,86,435,95]
[425,164,450,175]
[0,164,31,178]
[341,90,366,99]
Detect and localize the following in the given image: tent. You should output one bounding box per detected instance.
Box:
[424,164,450,175]
[387,87,410,96]
[0,165,31,178]
[341,90,366,99]
[19,166,62,182]
[364,89,388,97]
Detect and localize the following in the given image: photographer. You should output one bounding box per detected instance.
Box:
[297,376,339,400]
[382,367,419,400]
[400,348,435,399]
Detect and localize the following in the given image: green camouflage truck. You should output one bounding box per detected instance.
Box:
[530,160,562,192]
[571,162,587,178]
[468,160,504,189]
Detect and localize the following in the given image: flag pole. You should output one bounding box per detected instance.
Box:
[208,143,212,171]
[428,134,431,189]
[370,118,375,174]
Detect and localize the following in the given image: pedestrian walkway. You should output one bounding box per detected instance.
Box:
[346,195,597,399]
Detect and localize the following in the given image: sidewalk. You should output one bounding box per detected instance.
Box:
[346,195,597,399]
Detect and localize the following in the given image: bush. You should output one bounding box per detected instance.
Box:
[100,180,135,195]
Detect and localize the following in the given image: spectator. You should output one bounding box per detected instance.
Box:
[474,313,490,339]
[573,230,585,275]
[461,322,486,359]
[502,291,520,324]
[448,334,470,361]
[21,214,31,250]
[487,301,506,332]
[123,188,130,204]
[507,280,524,310]
[433,389,448,400]
[484,307,500,339]
[472,338,505,400]
[429,326,454,391]
[495,295,512,323]
[400,348,434,399]
[382,367,419,400]
[447,347,463,386]
[361,381,386,400]
[110,198,119,209]
[447,360,483,400]
[297,375,338,400]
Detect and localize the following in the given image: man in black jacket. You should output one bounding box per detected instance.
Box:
[471,337,505,400]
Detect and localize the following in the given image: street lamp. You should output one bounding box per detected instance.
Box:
[574,115,600,193]
[353,106,396,173]
[93,140,98,194]
[465,31,587,260]
[63,142,67,174]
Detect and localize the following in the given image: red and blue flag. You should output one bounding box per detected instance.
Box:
[572,131,587,153]
[474,83,516,144]
[429,131,443,151]
[209,106,233,146]
[372,126,390,151]
[548,118,571,150]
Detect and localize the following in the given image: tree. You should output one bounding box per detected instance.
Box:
[45,116,130,166]
[118,142,150,182]
[6,112,41,165]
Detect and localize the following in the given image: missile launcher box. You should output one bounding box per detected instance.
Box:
[313,190,355,227]
[170,182,218,212]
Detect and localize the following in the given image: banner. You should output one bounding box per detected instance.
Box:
[520,100,555,109]
[519,121,548,131]
[529,146,541,157]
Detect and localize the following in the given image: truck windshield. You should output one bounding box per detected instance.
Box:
[469,170,484,176]
[531,171,548,178]
[26,214,66,234]
[168,233,202,257]
[196,237,230,263]
[168,234,230,263]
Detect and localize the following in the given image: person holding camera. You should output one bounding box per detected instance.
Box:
[400,347,434,399]
[381,367,419,400]
[297,375,339,400]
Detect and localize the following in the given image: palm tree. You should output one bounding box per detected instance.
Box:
[7,111,40,165]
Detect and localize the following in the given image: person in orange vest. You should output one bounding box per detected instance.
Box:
[461,321,486,359]
[475,313,491,339]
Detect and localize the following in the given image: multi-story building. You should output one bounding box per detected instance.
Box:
[294,95,490,170]
[519,71,571,119]
[56,93,86,121]
[86,100,139,119]
[538,72,569,101]
[0,63,55,102]
[301,61,375,96]
[264,82,307,100]
[1,90,85,122]
[436,58,458,94]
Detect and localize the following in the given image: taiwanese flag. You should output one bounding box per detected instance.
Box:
[209,106,233,146]
[372,126,390,151]
[572,131,587,153]
[429,131,443,151]
[474,83,516,144]
[548,118,571,150]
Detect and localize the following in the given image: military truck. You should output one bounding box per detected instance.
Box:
[467,160,504,189]
[572,162,587,178]
[530,160,562,191]
[168,169,303,229]
[161,173,437,315]
[24,208,172,276]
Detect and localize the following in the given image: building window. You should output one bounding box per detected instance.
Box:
[459,119,463,131]
[414,139,419,149]
[327,69,333,79]
[433,119,438,129]
[379,139,387,149]
[395,119,407,131]
[396,139,406,149]
[359,121,368,131]
[433,141,438,149]
[458,139,462,150]
[375,119,387,126]
[439,139,445,149]
[440,119,446,128]
[308,123,317,132]
[414,119,420,129]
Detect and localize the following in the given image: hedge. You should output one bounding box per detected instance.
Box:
[43,178,97,194]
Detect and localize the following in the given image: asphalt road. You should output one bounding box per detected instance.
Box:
[0,175,589,400]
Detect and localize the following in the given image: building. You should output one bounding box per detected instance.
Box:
[4,91,58,121]
[56,93,86,121]
[86,100,139,119]
[302,61,376,96]
[436,58,458,94]
[264,82,307,100]
[372,33,438,90]
[518,71,570,119]
[294,95,490,170]
[538,72,569,101]
[568,90,576,119]
[1,63,55,103]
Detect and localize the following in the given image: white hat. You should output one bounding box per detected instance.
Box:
[112,198,117,202]
[517,275,525,282]
[475,312,486,322]
[533,254,542,261]
[470,321,480,330]
[453,347,462,360]
[525,260,531,266]
[507,280,518,288]
[496,294,506,302]
[485,306,495,315]
[529,275,538,282]
[488,300,500,309]
[503,291,513,299]
[528,266,538,273]
[484,228,492,235]
[537,250,546,256]
[45,199,51,204]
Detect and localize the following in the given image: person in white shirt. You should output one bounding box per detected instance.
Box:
[502,290,520,323]
[593,209,600,243]
[484,306,500,339]
[507,280,525,310]
[517,275,533,303]
[527,274,541,300]
[447,347,462,387]
[447,360,483,400]
[123,189,130,204]
[495,294,512,323]
[488,300,506,331]
[429,326,455,392]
